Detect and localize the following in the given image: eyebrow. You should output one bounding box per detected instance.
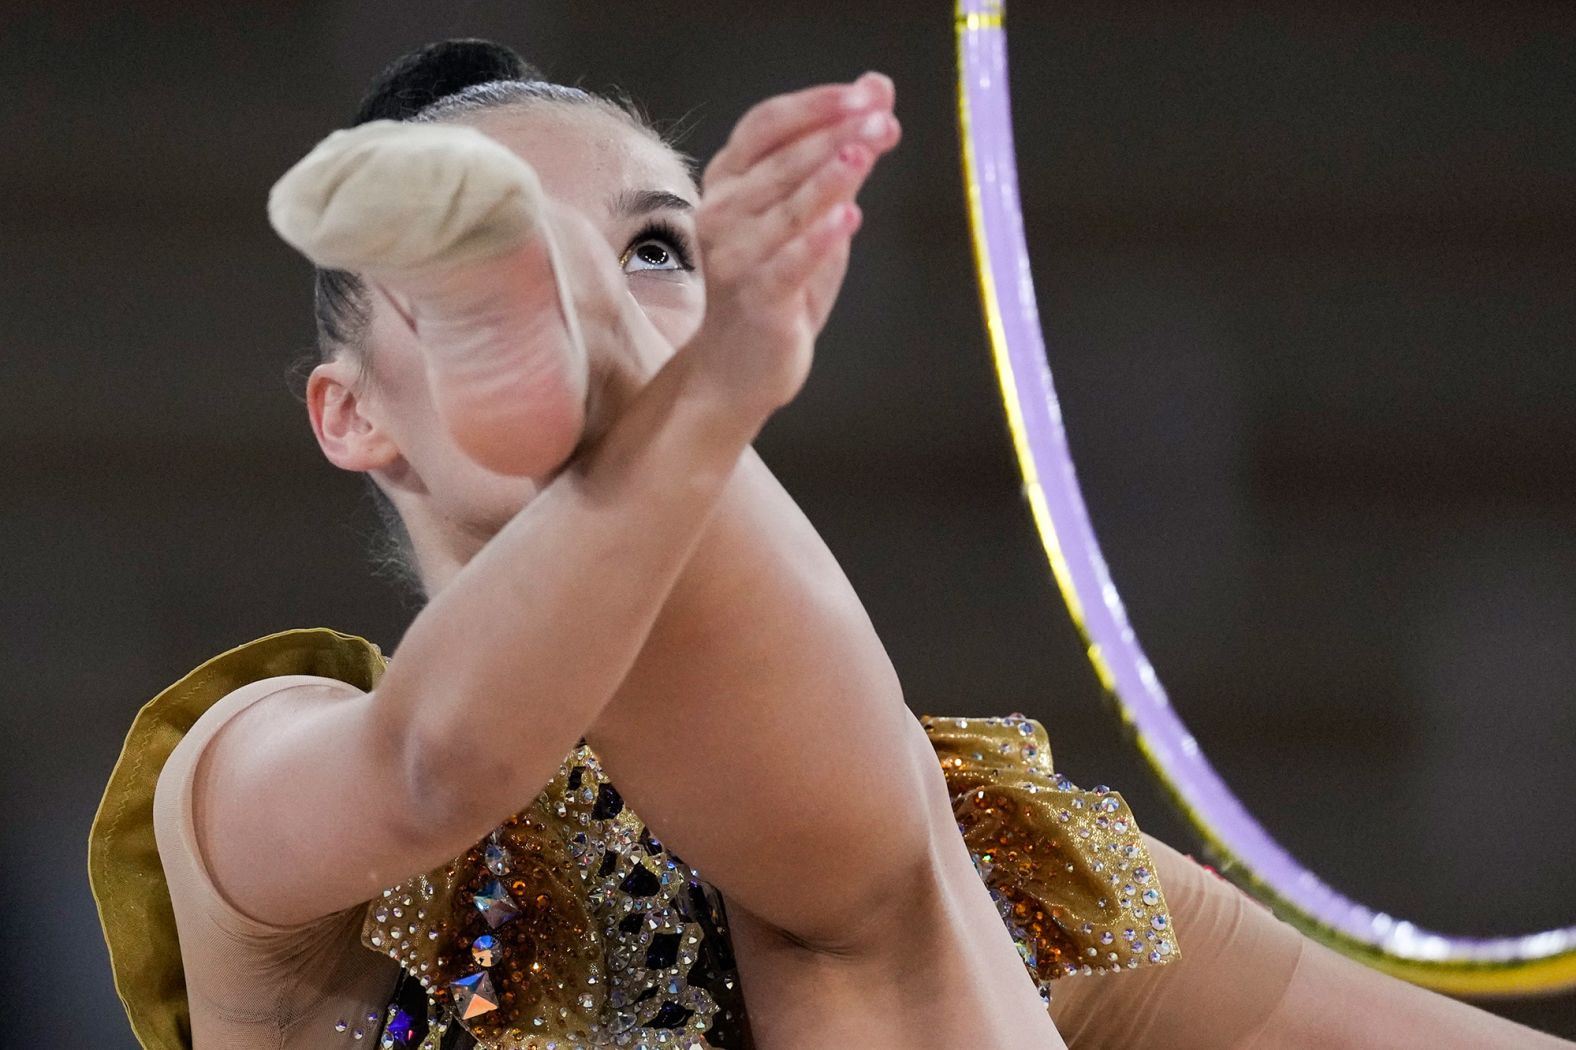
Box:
[611,188,696,218]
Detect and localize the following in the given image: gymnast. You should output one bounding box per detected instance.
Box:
[89,38,1569,1050]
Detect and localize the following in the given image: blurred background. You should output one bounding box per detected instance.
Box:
[3,0,1573,1044]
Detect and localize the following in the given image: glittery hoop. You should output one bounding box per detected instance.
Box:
[954,0,1576,996]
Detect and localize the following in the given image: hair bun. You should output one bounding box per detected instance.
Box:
[353,38,541,125]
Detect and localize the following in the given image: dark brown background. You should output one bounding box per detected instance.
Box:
[3,1,1574,1044]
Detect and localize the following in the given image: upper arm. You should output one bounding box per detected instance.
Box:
[177,675,481,929]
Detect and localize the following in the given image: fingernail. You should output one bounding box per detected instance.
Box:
[838,142,871,168]
[861,71,893,94]
[821,202,854,231]
[842,83,874,111]
[859,111,888,140]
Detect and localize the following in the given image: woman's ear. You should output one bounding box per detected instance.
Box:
[307,357,401,472]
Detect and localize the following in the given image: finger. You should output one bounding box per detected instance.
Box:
[761,201,863,298]
[705,72,894,186]
[709,108,900,219]
[702,139,881,280]
[743,140,882,267]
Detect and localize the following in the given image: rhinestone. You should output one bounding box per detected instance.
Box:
[472,933,501,967]
[450,971,501,1019]
[485,842,512,877]
[383,1008,417,1046]
[474,879,522,929]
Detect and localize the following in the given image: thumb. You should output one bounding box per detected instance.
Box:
[805,235,852,335]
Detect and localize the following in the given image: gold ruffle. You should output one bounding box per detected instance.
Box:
[87,628,387,1050]
[923,713,1179,990]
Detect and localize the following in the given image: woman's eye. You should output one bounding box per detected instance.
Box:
[621,238,682,273]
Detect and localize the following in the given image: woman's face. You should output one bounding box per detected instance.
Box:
[319,102,704,563]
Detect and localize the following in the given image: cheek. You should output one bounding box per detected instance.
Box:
[629,277,705,350]
[360,315,441,454]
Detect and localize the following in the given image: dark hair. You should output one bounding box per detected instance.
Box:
[310,39,687,599]
[312,38,685,361]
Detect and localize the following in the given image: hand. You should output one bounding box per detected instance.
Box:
[682,73,902,423]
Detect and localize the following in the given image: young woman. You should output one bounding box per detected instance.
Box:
[90,38,1569,1050]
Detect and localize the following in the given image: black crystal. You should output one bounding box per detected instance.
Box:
[592,783,625,820]
[645,931,681,970]
[650,1001,695,1029]
[620,864,661,898]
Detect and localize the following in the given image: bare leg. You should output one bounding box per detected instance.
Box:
[1049,836,1571,1048]
[1246,932,1571,1049]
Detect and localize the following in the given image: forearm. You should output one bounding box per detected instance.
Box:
[378,347,759,836]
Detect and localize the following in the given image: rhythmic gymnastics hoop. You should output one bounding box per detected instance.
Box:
[954,0,1576,996]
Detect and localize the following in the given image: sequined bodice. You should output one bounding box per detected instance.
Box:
[357,715,1179,1050]
[362,741,750,1050]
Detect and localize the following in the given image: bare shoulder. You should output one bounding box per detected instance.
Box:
[159,663,468,930]
[154,673,374,932]
[165,673,369,793]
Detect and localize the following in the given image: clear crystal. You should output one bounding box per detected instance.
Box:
[473,879,522,929]
[471,933,500,967]
[449,971,501,1020]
